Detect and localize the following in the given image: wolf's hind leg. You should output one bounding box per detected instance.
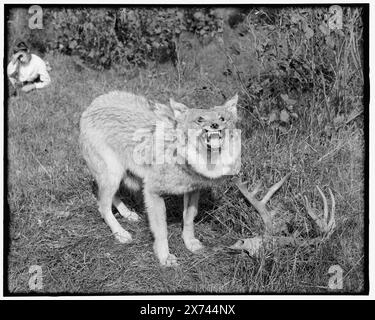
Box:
[90,147,133,243]
[182,191,204,253]
[144,188,178,267]
[113,195,140,222]
[97,174,133,243]
[81,135,132,243]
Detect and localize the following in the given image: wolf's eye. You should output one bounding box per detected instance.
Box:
[219,116,225,121]
[197,116,204,123]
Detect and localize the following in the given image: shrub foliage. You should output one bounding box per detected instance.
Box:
[45,7,225,68]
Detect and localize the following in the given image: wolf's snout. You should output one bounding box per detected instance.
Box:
[210,123,219,129]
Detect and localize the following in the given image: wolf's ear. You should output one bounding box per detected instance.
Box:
[170,98,189,119]
[223,94,238,119]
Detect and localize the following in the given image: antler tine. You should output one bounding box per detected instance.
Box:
[304,195,320,223]
[328,188,336,232]
[236,178,273,233]
[235,178,248,189]
[261,173,291,205]
[316,186,328,222]
[304,187,336,236]
[250,181,262,197]
[235,179,250,199]
[236,179,263,210]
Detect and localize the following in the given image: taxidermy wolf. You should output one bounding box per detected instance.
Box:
[80,91,241,266]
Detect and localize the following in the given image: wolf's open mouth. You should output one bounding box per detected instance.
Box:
[201,129,224,151]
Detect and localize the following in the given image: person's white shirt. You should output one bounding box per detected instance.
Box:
[7,53,51,89]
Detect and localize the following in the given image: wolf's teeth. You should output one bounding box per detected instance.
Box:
[208,131,220,137]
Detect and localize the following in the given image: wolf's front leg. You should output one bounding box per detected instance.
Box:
[144,188,178,267]
[182,191,204,252]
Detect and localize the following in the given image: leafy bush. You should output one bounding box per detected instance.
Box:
[231,7,363,130]
[43,7,225,69]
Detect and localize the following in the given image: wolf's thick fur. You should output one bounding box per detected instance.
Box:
[80,91,240,266]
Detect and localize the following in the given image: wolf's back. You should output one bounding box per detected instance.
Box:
[81,91,156,131]
[80,91,157,151]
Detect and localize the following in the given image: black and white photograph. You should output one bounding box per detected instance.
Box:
[1,1,369,298]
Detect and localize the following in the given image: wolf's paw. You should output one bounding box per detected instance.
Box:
[160,254,179,267]
[184,238,204,253]
[114,229,133,244]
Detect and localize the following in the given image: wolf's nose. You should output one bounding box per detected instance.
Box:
[211,123,219,129]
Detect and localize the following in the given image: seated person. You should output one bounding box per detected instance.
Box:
[7,41,51,94]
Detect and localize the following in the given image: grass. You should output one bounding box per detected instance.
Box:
[6,8,366,294]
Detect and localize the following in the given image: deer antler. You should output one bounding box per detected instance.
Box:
[235,173,291,233]
[231,175,337,257]
[304,186,336,238]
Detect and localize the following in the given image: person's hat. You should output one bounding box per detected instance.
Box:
[13,41,29,54]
